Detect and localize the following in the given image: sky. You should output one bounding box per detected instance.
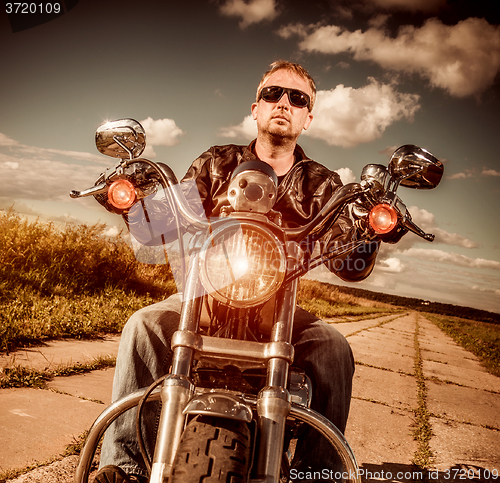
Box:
[1,0,500,313]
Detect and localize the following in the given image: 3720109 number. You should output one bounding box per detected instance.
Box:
[6,3,61,14]
[443,468,499,480]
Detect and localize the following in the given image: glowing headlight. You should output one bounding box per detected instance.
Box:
[199,221,286,307]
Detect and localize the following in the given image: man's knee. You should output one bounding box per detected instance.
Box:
[122,294,182,342]
[319,324,353,363]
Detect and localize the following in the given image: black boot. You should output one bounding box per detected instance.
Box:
[93,465,147,483]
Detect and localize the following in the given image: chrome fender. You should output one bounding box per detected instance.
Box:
[73,388,160,483]
[74,390,360,483]
[183,391,253,422]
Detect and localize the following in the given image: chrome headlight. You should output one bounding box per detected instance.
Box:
[199,221,286,308]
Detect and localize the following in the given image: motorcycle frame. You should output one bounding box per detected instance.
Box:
[74,225,361,483]
[151,244,299,482]
[73,157,369,483]
[72,130,442,483]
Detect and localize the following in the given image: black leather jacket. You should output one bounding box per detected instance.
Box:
[118,140,379,282]
[178,141,379,282]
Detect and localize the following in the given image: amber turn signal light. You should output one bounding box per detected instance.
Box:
[369,203,398,234]
[107,179,137,210]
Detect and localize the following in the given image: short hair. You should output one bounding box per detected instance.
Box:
[256,60,316,111]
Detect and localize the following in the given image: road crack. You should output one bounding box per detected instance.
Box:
[412,314,434,471]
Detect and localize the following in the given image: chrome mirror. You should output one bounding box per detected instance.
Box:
[95,119,146,159]
[388,145,443,189]
[361,164,390,195]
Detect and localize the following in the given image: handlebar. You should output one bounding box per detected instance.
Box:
[70,158,369,244]
[402,217,435,242]
[285,183,367,242]
[69,182,107,199]
[377,188,435,242]
[70,157,436,244]
[133,159,210,232]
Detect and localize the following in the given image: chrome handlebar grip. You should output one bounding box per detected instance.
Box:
[69,182,107,199]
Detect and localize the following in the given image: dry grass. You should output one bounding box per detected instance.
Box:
[1,209,397,353]
[0,209,176,352]
[297,278,400,319]
[425,313,500,377]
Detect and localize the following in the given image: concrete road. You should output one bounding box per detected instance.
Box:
[342,312,499,483]
[1,312,499,482]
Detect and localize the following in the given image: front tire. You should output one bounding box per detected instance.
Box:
[170,415,251,483]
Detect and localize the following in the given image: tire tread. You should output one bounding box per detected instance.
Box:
[170,416,251,483]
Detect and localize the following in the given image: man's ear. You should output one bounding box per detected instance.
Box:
[251,102,258,120]
[303,112,313,131]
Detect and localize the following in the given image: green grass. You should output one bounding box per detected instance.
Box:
[1,210,401,353]
[412,318,434,470]
[297,278,401,319]
[0,355,116,389]
[0,209,177,352]
[0,363,48,389]
[298,296,395,318]
[425,314,500,377]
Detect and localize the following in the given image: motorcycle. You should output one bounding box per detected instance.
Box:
[70,119,443,483]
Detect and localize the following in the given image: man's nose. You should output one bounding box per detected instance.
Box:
[277,93,291,109]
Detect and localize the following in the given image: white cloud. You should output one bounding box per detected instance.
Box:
[104,226,121,237]
[0,199,39,215]
[447,171,474,180]
[50,212,81,224]
[219,0,279,28]
[377,256,405,273]
[0,115,182,208]
[334,167,356,184]
[0,153,98,203]
[0,133,20,147]
[304,79,420,147]
[140,117,184,147]
[0,133,104,163]
[374,205,479,262]
[368,14,390,29]
[447,168,500,180]
[482,168,500,177]
[219,114,257,140]
[279,17,500,98]
[472,285,500,296]
[278,23,309,40]
[402,248,500,270]
[138,117,185,158]
[408,206,479,249]
[0,134,106,204]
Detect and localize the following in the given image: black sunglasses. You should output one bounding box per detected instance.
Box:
[258,86,311,110]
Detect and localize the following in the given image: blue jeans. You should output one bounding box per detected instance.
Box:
[100,294,355,480]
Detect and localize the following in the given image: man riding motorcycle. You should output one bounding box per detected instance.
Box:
[94,60,400,483]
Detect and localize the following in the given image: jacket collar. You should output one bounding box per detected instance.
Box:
[240,140,312,200]
[241,139,311,164]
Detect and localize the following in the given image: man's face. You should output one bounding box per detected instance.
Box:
[251,70,314,143]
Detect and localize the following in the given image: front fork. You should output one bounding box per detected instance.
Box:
[149,375,194,482]
[253,247,299,482]
[149,254,202,483]
[151,246,299,483]
[254,385,291,482]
